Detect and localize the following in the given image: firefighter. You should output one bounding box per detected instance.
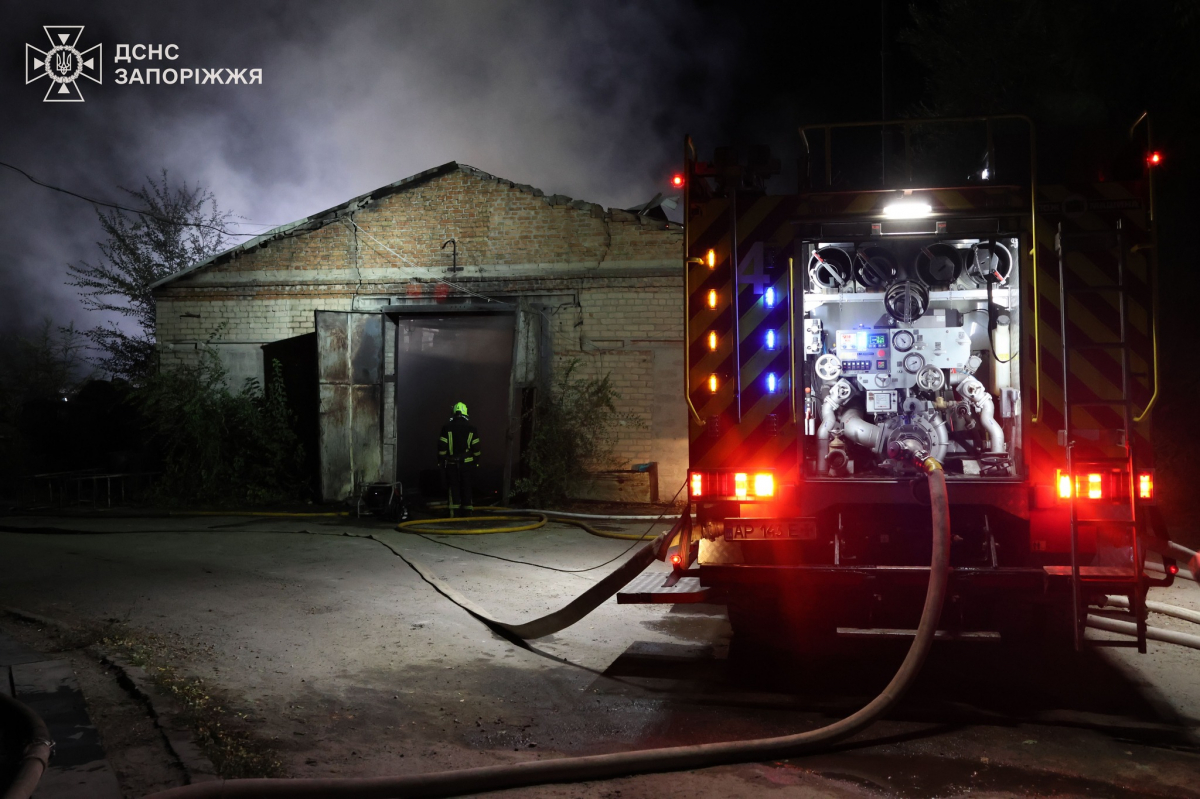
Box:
[438,401,481,517]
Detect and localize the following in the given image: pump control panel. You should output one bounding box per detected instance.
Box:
[835,326,972,390]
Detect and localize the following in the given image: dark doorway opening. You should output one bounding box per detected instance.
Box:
[392,311,516,503]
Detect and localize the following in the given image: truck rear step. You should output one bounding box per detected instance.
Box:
[617,571,709,604]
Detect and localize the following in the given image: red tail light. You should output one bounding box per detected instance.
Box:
[1138,471,1154,500]
[689,470,776,500]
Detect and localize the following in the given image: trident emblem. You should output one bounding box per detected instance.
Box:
[25,26,102,102]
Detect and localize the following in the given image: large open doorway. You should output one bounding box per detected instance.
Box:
[392,310,516,504]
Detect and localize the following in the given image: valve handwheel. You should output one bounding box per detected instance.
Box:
[815,353,843,382]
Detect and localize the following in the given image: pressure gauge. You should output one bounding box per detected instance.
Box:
[892,330,915,352]
[903,352,926,374]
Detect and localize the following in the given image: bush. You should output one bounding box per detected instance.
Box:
[138,346,305,505]
[513,359,642,506]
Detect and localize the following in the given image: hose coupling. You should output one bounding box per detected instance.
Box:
[22,738,54,766]
[888,439,944,473]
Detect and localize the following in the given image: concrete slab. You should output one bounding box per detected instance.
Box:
[11,660,121,799]
[0,631,43,667]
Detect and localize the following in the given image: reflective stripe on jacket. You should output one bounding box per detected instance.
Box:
[438,415,481,463]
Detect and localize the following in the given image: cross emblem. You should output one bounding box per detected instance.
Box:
[26,26,102,103]
[736,242,771,295]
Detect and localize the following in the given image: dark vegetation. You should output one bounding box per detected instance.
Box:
[1,176,307,508]
[513,359,641,506]
[67,172,231,383]
[138,346,305,505]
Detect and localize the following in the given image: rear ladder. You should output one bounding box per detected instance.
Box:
[1056,220,1147,653]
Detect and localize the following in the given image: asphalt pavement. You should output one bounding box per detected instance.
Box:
[1,513,1198,798]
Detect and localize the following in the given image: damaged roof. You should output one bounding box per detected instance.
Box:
[151,161,675,290]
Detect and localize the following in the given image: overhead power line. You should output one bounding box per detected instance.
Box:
[343,217,496,304]
[0,160,275,237]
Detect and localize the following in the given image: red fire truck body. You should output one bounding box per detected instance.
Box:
[679,118,1169,648]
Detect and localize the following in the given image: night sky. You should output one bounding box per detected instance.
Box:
[0,0,904,336]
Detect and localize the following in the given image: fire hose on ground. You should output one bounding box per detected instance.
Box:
[1091,552,1200,650]
[0,690,53,799]
[396,513,659,541]
[142,454,953,799]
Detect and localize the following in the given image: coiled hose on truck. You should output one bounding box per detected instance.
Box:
[143,457,951,799]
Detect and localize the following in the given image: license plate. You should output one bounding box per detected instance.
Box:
[724,518,818,541]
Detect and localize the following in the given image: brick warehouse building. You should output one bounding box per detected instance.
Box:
[151,162,685,503]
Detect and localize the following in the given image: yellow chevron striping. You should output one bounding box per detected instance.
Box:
[686,199,730,246]
[933,189,972,209]
[844,193,881,214]
[736,274,788,344]
[734,197,785,247]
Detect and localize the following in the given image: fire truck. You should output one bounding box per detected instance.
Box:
[669,116,1171,651]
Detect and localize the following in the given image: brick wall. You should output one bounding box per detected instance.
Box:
[154,164,686,498]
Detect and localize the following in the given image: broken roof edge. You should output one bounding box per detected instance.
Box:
[150,162,680,291]
[150,161,461,290]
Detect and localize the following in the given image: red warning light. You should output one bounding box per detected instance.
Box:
[1169,563,1180,575]
[671,174,684,188]
[1146,151,1163,167]
[671,554,682,566]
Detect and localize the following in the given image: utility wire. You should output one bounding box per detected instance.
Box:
[0,160,274,237]
[344,217,496,303]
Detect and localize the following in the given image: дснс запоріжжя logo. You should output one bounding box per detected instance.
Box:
[26,26,102,102]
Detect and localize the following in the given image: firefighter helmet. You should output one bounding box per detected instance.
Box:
[453,401,468,416]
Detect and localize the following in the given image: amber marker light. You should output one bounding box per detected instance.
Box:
[753,472,775,498]
[734,472,748,499]
[1087,473,1103,500]
[707,330,718,351]
[706,248,716,268]
[708,373,719,393]
[690,472,703,497]
[706,289,718,309]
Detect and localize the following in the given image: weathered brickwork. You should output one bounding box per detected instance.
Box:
[154,163,686,494]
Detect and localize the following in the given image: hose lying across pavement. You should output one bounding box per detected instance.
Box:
[397,513,658,541]
[1086,615,1200,651]
[1091,595,1200,650]
[1101,594,1200,626]
[143,460,953,799]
